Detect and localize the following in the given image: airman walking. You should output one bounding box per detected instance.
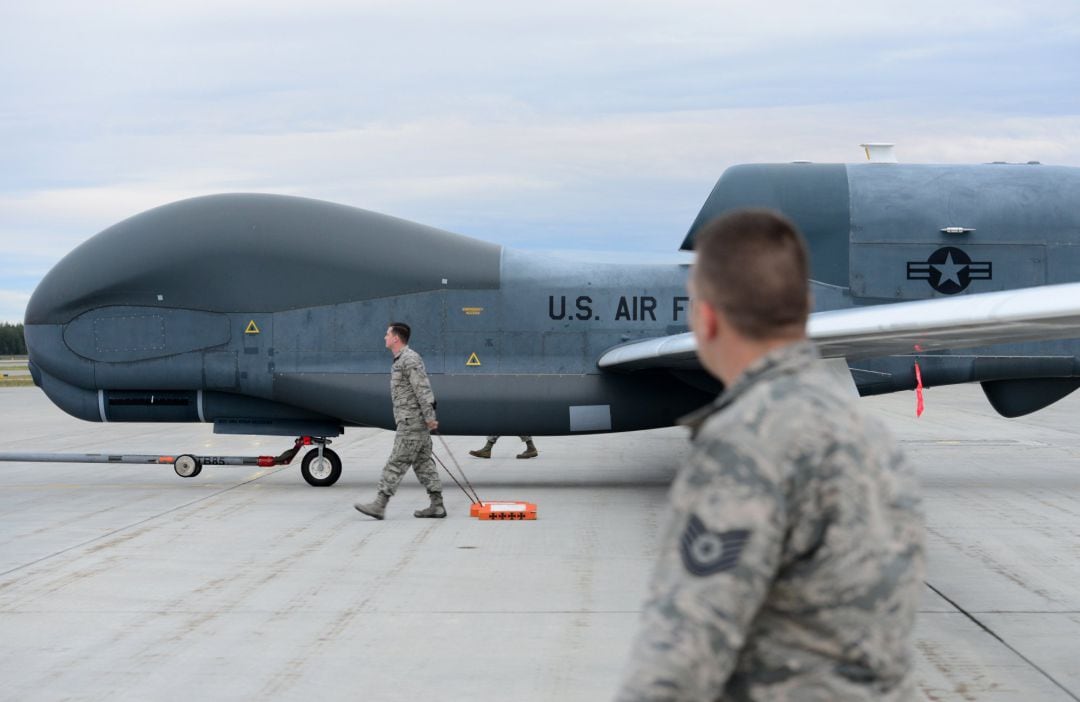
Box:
[355,322,446,520]
[469,435,539,459]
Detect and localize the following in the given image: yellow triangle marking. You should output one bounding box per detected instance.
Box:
[245,320,260,334]
[465,352,481,367]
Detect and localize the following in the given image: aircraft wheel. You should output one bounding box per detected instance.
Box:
[174,454,202,478]
[301,448,341,487]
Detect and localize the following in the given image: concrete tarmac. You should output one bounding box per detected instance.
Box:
[2,384,1080,700]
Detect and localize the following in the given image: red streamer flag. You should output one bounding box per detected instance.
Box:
[914,361,925,418]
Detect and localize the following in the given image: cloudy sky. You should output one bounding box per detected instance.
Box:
[2,0,1078,323]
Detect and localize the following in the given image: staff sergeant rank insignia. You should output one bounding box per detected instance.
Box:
[679,515,750,577]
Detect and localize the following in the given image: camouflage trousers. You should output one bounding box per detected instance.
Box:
[378,428,442,497]
[486,435,532,442]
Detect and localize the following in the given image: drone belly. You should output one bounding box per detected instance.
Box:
[431,371,711,435]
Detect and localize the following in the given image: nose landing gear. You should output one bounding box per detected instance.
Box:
[300,443,342,487]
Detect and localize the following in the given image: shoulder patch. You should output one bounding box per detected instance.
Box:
[679,515,750,577]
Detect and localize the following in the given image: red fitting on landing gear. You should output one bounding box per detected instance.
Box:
[257,456,276,467]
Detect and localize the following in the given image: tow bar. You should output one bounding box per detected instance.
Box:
[0,436,342,487]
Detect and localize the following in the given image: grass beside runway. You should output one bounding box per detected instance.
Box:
[0,356,33,387]
[0,378,35,387]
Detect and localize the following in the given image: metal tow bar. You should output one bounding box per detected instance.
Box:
[0,436,342,486]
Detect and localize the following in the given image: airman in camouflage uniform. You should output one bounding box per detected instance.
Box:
[354,322,445,520]
[616,210,925,701]
[468,435,540,459]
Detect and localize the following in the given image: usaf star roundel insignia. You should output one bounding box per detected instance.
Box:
[906,246,992,295]
[679,515,751,577]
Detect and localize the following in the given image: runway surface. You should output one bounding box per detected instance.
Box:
[2,384,1080,700]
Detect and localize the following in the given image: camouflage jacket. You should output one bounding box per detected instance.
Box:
[390,346,437,430]
[617,340,925,701]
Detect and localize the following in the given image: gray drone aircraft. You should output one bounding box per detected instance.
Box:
[18,159,1080,486]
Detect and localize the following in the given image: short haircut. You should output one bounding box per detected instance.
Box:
[692,208,810,340]
[388,322,411,344]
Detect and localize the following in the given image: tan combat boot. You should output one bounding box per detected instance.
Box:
[469,440,495,459]
[516,440,539,459]
[414,492,447,518]
[354,491,390,520]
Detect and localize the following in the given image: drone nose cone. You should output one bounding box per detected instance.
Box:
[23,314,94,388]
[24,268,70,326]
[23,260,92,400]
[23,218,148,326]
[22,320,100,422]
[24,251,100,409]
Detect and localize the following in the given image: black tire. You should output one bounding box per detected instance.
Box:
[174,454,202,478]
[301,447,341,487]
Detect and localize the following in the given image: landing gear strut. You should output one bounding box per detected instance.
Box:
[267,436,342,487]
[301,443,342,487]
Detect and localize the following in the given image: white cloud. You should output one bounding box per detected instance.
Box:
[5,106,1077,250]
[1,1,1078,310]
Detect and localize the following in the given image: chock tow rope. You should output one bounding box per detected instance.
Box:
[433,432,482,504]
[432,431,537,520]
